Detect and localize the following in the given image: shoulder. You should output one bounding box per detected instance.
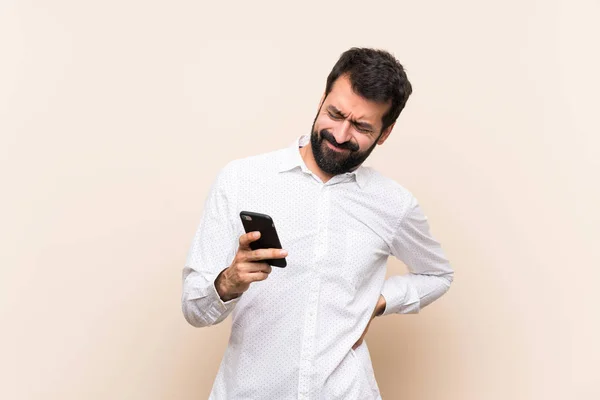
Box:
[363,167,416,202]
[228,147,284,169]
[360,167,419,226]
[217,146,286,182]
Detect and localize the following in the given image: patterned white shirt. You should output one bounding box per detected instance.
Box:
[182,135,454,399]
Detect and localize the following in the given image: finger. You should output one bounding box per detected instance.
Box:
[246,248,288,262]
[245,262,272,274]
[237,263,271,280]
[239,231,261,249]
[248,271,270,282]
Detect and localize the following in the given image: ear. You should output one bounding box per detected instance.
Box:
[377,122,395,145]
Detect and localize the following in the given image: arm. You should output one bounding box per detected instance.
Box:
[181,163,240,328]
[379,196,454,316]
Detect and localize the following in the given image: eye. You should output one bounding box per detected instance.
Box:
[327,111,344,121]
[355,125,372,134]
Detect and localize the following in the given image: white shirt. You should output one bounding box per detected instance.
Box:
[182,135,454,399]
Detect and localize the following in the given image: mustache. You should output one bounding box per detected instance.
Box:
[320,129,359,152]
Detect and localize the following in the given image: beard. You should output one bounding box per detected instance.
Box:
[310,124,380,176]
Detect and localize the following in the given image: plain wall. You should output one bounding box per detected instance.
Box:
[1,1,598,399]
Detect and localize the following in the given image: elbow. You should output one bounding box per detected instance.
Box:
[439,268,454,296]
[442,267,453,288]
[181,298,210,328]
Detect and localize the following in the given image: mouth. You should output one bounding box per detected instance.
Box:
[325,140,349,153]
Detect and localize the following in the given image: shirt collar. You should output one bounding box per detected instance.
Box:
[277,135,310,174]
[277,135,370,189]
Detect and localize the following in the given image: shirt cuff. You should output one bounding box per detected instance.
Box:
[201,272,241,322]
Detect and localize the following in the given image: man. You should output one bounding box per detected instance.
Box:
[182,47,454,400]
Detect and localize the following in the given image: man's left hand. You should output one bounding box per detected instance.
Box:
[352,295,386,350]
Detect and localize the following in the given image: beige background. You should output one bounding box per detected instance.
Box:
[1,0,598,399]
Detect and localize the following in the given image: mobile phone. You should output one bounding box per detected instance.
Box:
[239,211,287,268]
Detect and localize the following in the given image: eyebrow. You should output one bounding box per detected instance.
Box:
[326,105,375,132]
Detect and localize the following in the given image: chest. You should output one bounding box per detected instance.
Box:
[234,176,391,290]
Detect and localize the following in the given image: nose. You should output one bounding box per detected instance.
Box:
[332,120,353,144]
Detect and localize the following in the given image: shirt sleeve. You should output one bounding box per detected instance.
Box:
[380,195,454,316]
[181,162,241,327]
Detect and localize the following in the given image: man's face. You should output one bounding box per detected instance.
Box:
[310,74,394,176]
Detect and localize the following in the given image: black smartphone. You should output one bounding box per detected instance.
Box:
[239,211,287,268]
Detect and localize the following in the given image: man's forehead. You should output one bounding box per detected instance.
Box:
[324,75,390,123]
[324,94,386,124]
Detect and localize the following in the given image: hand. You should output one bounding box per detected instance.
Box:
[215,231,288,302]
[352,295,386,350]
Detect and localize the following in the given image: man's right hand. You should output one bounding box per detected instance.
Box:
[215,231,288,302]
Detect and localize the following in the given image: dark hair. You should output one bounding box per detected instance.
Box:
[325,47,413,133]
